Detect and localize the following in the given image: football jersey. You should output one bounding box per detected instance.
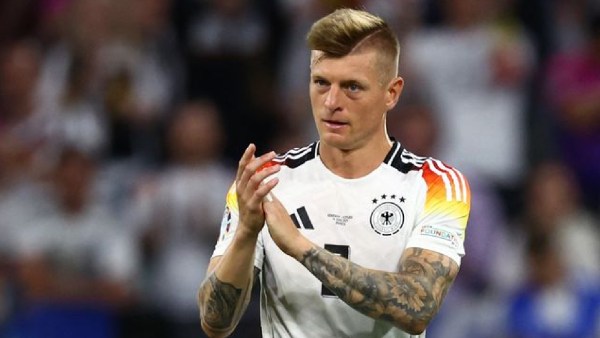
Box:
[212,141,471,338]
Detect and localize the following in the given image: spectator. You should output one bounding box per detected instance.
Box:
[36,0,110,116]
[130,101,236,338]
[185,0,278,161]
[0,39,48,168]
[544,12,600,210]
[9,147,139,338]
[0,37,52,336]
[503,232,600,338]
[402,0,535,214]
[493,162,600,297]
[43,47,107,159]
[99,0,184,164]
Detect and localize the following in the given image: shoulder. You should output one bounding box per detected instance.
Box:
[385,144,470,204]
[420,158,470,205]
[384,143,428,174]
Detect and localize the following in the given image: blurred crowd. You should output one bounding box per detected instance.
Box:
[0,0,599,337]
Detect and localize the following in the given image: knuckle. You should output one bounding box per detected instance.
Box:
[243,165,254,176]
[249,174,261,185]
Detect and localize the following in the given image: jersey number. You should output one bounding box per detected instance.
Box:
[321,244,350,297]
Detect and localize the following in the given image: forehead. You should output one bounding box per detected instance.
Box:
[310,50,380,81]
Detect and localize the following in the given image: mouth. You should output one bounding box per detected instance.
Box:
[323,119,348,130]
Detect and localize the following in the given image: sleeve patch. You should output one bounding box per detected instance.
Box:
[218,206,233,242]
[419,225,461,249]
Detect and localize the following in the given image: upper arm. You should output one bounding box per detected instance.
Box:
[380,247,459,334]
[410,159,471,264]
[398,247,459,310]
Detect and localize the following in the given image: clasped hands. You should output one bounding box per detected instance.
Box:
[235,144,311,260]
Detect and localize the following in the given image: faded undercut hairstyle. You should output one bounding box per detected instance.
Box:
[306,8,400,83]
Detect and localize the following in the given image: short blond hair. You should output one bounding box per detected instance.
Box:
[306,8,400,81]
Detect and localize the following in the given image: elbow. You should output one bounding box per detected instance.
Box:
[392,313,432,335]
[197,288,231,338]
[198,289,240,338]
[402,321,428,335]
[198,295,234,338]
[200,318,234,338]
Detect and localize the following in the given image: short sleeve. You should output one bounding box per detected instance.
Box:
[211,182,265,270]
[406,159,471,265]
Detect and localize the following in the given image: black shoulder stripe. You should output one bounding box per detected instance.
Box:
[383,141,402,164]
[386,142,426,173]
[274,142,318,169]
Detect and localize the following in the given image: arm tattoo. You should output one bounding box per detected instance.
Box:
[200,274,243,330]
[300,247,458,331]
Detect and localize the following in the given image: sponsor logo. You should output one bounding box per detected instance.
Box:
[290,206,314,230]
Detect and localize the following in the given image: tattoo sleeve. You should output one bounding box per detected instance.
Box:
[300,246,458,334]
[198,268,260,333]
[200,274,243,330]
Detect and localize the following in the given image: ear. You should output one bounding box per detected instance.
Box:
[385,76,404,111]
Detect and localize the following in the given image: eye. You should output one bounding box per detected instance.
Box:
[313,79,329,87]
[348,83,361,92]
[346,82,363,93]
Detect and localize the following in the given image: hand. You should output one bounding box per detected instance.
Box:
[263,192,312,259]
[235,144,280,238]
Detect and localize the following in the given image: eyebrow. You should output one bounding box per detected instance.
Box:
[340,79,368,89]
[311,72,367,84]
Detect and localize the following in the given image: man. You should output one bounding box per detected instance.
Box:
[198,8,471,338]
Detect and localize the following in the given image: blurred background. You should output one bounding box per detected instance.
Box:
[0,0,599,337]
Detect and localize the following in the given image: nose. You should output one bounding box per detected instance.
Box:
[324,85,341,111]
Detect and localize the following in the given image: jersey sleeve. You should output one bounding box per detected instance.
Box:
[212,182,265,269]
[406,159,471,265]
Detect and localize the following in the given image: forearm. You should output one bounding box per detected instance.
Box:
[198,231,259,337]
[298,245,457,335]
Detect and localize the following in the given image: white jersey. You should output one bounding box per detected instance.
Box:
[213,141,471,338]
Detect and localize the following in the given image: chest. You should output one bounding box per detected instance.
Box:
[265,172,425,270]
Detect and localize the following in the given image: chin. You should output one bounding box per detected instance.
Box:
[320,133,353,151]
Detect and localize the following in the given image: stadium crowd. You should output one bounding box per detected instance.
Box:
[0,0,598,337]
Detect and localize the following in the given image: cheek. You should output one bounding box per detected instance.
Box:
[355,102,386,130]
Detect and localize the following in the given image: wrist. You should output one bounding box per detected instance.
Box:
[234,225,261,243]
[287,236,315,261]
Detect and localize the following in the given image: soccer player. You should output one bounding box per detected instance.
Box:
[198,8,471,338]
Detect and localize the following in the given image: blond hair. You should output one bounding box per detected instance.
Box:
[306,8,400,81]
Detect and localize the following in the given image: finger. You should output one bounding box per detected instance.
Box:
[240,151,277,192]
[248,151,277,173]
[250,163,280,191]
[251,177,279,206]
[236,144,256,183]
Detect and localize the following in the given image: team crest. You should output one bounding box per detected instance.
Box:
[369,194,405,236]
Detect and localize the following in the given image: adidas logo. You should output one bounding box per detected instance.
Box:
[290,206,314,230]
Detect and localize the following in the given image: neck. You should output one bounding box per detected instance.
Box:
[319,137,393,179]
